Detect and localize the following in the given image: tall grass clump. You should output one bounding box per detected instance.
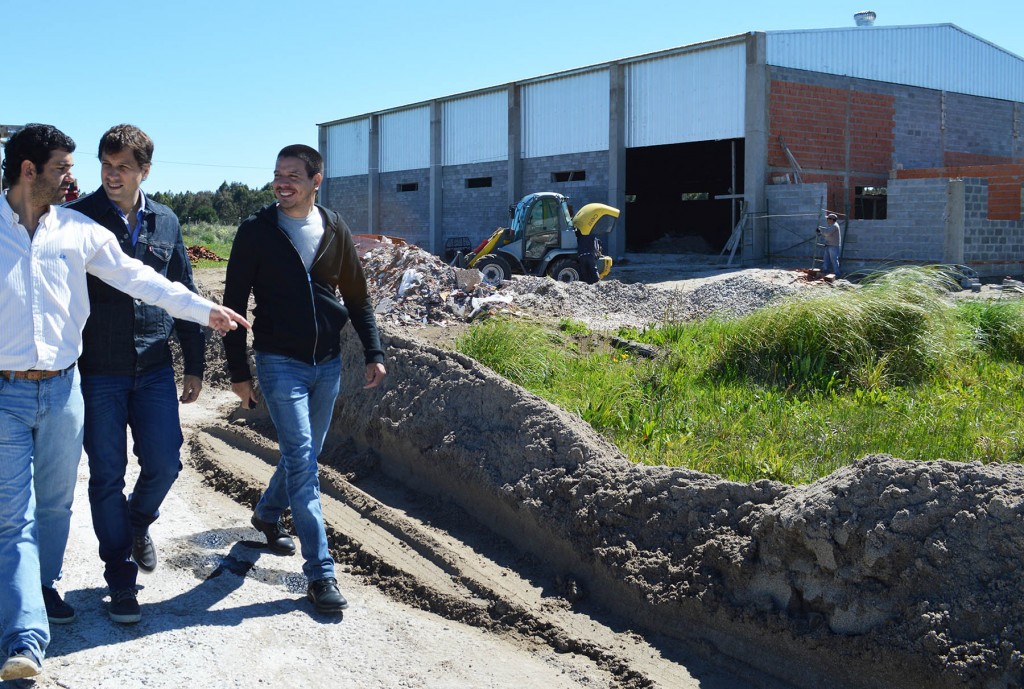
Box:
[956,299,1024,362]
[454,317,568,389]
[712,267,970,390]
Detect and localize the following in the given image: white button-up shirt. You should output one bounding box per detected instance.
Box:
[0,192,213,372]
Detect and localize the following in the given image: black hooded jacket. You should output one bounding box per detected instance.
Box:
[222,203,384,383]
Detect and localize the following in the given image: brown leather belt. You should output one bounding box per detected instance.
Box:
[0,364,75,381]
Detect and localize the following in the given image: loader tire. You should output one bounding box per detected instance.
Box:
[476,254,512,284]
[547,257,583,283]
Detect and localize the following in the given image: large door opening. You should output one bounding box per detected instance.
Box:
[624,139,744,253]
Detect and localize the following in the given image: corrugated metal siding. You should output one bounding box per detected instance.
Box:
[767,25,1024,103]
[626,41,746,148]
[325,119,369,177]
[443,91,508,165]
[380,107,430,173]
[521,70,609,158]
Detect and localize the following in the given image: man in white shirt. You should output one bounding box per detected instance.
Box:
[0,124,249,681]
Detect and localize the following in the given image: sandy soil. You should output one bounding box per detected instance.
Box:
[25,261,1024,689]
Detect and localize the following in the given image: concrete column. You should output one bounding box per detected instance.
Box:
[429,100,443,255]
[607,62,627,259]
[368,114,380,234]
[507,83,522,209]
[943,178,965,265]
[743,31,769,262]
[316,126,328,208]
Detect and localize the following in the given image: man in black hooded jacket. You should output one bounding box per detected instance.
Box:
[223,144,385,614]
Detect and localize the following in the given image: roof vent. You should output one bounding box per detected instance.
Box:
[854,10,877,26]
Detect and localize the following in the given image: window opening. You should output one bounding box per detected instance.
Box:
[552,170,586,183]
[855,186,887,219]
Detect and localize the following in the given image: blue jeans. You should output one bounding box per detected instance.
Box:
[822,245,841,277]
[82,367,183,591]
[253,352,341,582]
[0,367,83,663]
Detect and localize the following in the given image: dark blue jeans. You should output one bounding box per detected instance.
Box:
[253,352,341,582]
[82,367,183,591]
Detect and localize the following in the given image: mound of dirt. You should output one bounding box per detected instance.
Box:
[326,326,1023,689]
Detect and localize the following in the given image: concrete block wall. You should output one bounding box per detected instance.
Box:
[765,183,827,266]
[769,177,1024,278]
[893,90,944,169]
[962,179,1024,275]
[322,175,369,232]
[897,163,1024,220]
[522,151,610,209]
[944,93,1019,161]
[767,179,949,273]
[379,169,430,246]
[865,178,949,263]
[441,160,509,249]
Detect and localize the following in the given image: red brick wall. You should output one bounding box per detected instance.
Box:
[896,164,1024,221]
[769,80,895,216]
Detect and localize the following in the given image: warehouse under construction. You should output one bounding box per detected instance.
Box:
[317,12,1024,278]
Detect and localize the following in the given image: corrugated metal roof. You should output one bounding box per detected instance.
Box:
[380,107,430,173]
[443,90,508,165]
[626,42,746,148]
[766,24,1024,102]
[521,70,609,158]
[325,119,369,176]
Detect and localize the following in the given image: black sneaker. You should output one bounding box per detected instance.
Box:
[306,577,349,613]
[250,514,296,555]
[42,586,75,624]
[109,588,141,624]
[1,649,41,681]
[132,529,158,572]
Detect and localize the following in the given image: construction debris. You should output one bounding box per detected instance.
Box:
[360,240,514,326]
[187,245,227,263]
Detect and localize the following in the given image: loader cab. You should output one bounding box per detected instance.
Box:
[512,193,576,261]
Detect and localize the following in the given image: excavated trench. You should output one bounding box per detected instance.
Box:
[187,322,1023,689]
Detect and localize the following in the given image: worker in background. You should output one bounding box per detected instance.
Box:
[66,124,203,625]
[819,212,842,278]
[0,123,248,682]
[223,144,386,615]
[575,226,600,284]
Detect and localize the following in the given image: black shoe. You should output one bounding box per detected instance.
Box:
[42,586,75,625]
[306,577,348,613]
[132,529,158,573]
[250,514,296,555]
[1,649,41,681]
[109,588,141,624]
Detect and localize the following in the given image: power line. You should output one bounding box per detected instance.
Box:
[153,159,267,170]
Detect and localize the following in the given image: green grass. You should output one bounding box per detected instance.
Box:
[455,268,1024,484]
[182,222,235,267]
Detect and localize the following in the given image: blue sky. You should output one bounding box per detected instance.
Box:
[2,0,1019,194]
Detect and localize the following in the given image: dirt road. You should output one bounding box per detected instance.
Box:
[33,390,608,689]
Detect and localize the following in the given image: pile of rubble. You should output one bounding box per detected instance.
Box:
[355,237,813,330]
[187,245,227,263]
[359,239,514,326]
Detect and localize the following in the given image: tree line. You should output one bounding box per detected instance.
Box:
[151,182,276,226]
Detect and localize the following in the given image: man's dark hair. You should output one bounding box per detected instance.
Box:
[277,144,323,178]
[1,123,76,188]
[99,124,154,167]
